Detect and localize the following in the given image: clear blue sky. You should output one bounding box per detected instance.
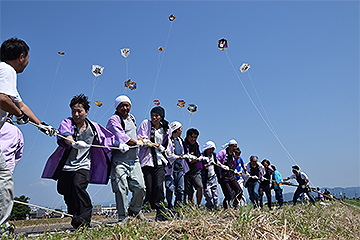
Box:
[1,1,358,209]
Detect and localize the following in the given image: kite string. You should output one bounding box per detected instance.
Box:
[144,22,173,118]
[225,50,298,167]
[247,71,278,137]
[89,76,97,102]
[14,57,63,177]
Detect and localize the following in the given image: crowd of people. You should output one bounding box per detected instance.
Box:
[0,37,321,231]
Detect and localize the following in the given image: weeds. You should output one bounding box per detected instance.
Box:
[5,200,360,239]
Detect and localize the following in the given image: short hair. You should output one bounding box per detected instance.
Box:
[261,159,270,166]
[292,165,300,171]
[250,155,258,161]
[271,165,277,170]
[186,128,199,138]
[234,147,241,155]
[70,94,90,112]
[1,38,29,61]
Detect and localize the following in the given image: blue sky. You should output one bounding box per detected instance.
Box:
[1,1,358,209]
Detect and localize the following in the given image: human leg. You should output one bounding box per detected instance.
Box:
[165,175,175,209]
[128,161,146,214]
[110,161,130,220]
[142,166,155,209]
[258,184,264,208]
[264,185,272,209]
[229,179,242,208]
[293,187,303,205]
[0,152,14,226]
[220,181,233,209]
[274,188,283,207]
[57,171,76,215]
[71,170,92,229]
[173,169,184,208]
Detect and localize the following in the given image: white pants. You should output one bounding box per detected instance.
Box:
[0,150,13,225]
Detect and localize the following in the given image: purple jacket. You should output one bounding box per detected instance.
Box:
[41,117,115,184]
[216,149,237,175]
[137,119,175,168]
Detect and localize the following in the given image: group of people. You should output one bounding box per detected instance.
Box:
[0,37,317,230]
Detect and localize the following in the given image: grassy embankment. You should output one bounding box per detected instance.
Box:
[7,200,360,239]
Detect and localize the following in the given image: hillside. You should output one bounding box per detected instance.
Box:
[7,200,360,239]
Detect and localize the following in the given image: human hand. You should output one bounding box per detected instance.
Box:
[16,111,29,125]
[72,141,89,149]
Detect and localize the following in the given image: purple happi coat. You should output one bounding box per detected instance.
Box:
[42,117,115,184]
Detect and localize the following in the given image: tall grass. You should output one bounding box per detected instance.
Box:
[6,201,360,239]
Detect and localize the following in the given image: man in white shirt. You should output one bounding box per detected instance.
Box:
[283,165,315,205]
[0,38,56,226]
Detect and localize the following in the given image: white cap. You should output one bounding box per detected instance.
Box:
[203,141,216,152]
[114,95,131,109]
[170,121,182,133]
[221,139,238,149]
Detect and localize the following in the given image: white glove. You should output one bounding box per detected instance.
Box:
[222,165,230,171]
[119,143,129,153]
[188,154,198,161]
[157,145,166,153]
[180,154,188,159]
[143,139,154,147]
[72,141,89,149]
[234,169,240,175]
[251,175,259,180]
[38,122,58,136]
[198,156,209,162]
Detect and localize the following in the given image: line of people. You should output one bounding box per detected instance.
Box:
[0,37,317,230]
[41,94,317,228]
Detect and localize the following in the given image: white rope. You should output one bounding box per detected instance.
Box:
[14,200,72,218]
[28,121,138,151]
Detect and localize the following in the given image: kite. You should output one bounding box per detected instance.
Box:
[58,51,65,56]
[169,14,176,21]
[218,38,228,51]
[187,104,197,114]
[153,100,160,106]
[124,79,137,90]
[120,48,130,58]
[92,65,104,77]
[94,101,103,107]
[240,63,251,73]
[158,46,163,52]
[177,100,186,109]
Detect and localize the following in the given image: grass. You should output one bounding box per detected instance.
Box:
[344,199,360,208]
[5,200,360,239]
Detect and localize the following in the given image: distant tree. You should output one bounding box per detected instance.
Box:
[9,195,30,221]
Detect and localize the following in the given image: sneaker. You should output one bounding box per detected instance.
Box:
[128,209,145,220]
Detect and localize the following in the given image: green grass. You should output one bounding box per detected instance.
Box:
[344,199,360,208]
[4,201,360,239]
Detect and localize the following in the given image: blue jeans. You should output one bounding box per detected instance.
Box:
[247,180,260,207]
[274,188,283,206]
[165,175,175,209]
[173,163,185,208]
[293,187,315,205]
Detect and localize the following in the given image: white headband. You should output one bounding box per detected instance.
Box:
[114,95,131,109]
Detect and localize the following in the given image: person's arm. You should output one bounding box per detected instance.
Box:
[0,93,22,116]
[15,101,41,124]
